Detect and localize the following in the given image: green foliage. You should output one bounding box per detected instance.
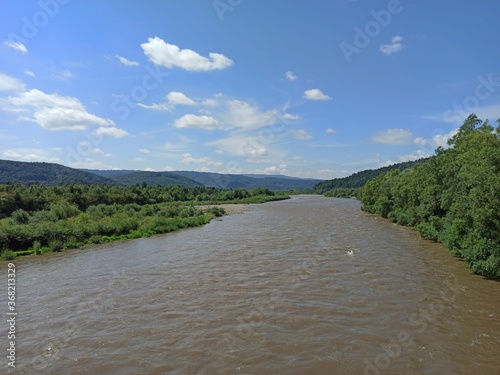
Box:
[359,114,500,279]
[33,240,41,255]
[1,248,15,261]
[323,187,359,198]
[314,159,426,193]
[0,181,289,257]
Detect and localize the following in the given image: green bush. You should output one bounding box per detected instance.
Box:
[1,249,15,261]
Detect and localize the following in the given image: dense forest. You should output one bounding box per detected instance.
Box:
[359,114,500,279]
[86,169,321,190]
[0,183,288,259]
[313,159,426,197]
[0,160,321,190]
[0,160,113,185]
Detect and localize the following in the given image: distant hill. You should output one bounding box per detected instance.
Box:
[314,159,428,193]
[0,160,114,185]
[170,171,322,190]
[0,160,321,190]
[108,171,203,188]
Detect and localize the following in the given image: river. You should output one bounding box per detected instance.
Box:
[1,196,499,374]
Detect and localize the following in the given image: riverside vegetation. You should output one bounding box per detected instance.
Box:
[359,114,500,279]
[0,184,288,260]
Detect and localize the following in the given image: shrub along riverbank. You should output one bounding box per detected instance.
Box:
[359,114,500,279]
[0,184,288,259]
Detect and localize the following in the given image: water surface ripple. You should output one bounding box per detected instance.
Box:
[2,196,499,374]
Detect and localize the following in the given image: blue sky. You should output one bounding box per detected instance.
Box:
[1,0,499,179]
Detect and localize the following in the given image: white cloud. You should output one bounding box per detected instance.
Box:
[167,91,196,106]
[0,73,26,92]
[144,167,155,172]
[174,114,222,130]
[139,148,150,154]
[180,153,223,167]
[3,41,28,54]
[2,89,115,131]
[291,129,313,140]
[93,126,129,138]
[91,147,104,155]
[304,88,332,101]
[257,164,288,175]
[24,70,35,77]
[139,91,196,112]
[223,100,279,130]
[380,35,403,56]
[2,148,60,163]
[285,71,297,81]
[141,37,234,71]
[209,134,269,157]
[373,128,413,145]
[115,55,139,67]
[202,98,219,107]
[283,113,300,120]
[52,70,74,81]
[326,128,336,134]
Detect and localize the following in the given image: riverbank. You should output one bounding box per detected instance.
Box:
[0,183,291,260]
[196,203,250,215]
[1,201,259,260]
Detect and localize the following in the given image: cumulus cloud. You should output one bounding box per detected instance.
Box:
[0,73,26,92]
[304,88,332,101]
[209,134,269,157]
[1,89,117,131]
[139,91,196,112]
[2,148,60,163]
[141,37,233,71]
[180,153,223,167]
[372,128,413,145]
[174,114,222,130]
[93,127,129,138]
[285,71,297,81]
[258,164,289,175]
[115,55,139,67]
[326,128,336,134]
[223,100,279,130]
[24,70,35,77]
[139,148,150,154]
[3,41,28,54]
[283,113,300,121]
[380,36,403,56]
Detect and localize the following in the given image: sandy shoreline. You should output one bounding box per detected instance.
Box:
[197,204,250,215]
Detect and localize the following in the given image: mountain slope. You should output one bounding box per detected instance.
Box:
[170,171,321,190]
[0,160,114,185]
[313,159,428,193]
[108,171,204,188]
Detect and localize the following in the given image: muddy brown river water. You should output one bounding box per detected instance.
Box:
[1,196,499,374]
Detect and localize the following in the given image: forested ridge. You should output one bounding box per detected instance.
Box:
[313,159,425,198]
[359,114,500,279]
[0,183,288,259]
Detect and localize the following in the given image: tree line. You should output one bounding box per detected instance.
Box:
[359,114,500,279]
[0,184,288,259]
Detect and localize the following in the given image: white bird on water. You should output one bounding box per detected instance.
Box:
[347,250,354,255]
